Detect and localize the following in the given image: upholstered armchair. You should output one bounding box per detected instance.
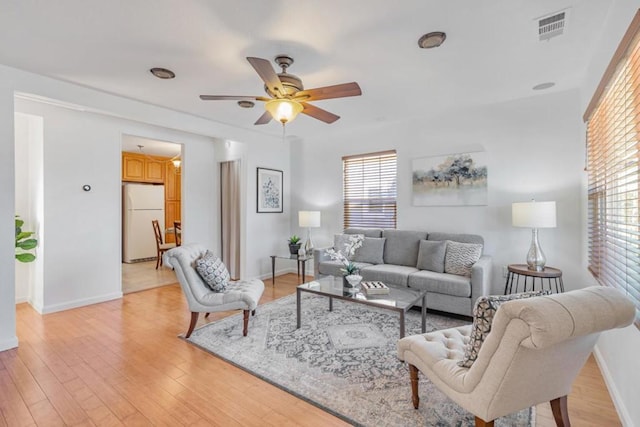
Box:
[397,287,635,427]
[164,244,264,338]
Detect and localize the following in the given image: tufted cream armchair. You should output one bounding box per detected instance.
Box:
[164,244,265,338]
[397,287,635,427]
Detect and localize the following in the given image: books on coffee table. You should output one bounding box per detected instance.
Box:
[361,281,390,295]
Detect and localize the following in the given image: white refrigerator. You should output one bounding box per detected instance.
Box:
[123,183,165,263]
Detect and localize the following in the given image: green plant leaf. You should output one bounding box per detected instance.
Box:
[15,218,24,228]
[17,239,37,250]
[15,253,36,263]
[16,231,34,241]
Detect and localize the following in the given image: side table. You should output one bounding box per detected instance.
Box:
[504,264,564,294]
[270,254,313,285]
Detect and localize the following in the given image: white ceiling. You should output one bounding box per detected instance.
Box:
[0,1,613,139]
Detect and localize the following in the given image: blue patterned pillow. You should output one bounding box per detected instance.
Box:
[194,251,230,292]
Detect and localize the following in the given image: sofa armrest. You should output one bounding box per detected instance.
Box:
[470,255,493,307]
[313,246,333,279]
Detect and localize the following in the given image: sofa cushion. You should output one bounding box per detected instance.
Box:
[194,250,230,292]
[382,230,427,267]
[345,227,383,238]
[458,290,550,368]
[359,264,418,287]
[407,270,471,297]
[353,237,385,264]
[444,241,483,277]
[416,240,447,273]
[318,260,373,277]
[428,232,484,247]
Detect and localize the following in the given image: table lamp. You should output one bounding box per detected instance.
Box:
[298,211,321,255]
[512,200,556,271]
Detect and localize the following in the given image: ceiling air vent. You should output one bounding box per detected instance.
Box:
[537,9,569,41]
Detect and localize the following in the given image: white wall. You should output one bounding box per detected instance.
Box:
[1,63,286,351]
[215,138,292,280]
[293,89,586,294]
[581,2,640,426]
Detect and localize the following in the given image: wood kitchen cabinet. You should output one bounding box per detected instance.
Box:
[122,152,165,183]
[164,161,181,243]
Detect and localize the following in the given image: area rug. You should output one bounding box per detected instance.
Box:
[186,293,533,427]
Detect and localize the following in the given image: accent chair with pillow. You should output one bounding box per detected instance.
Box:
[314,228,492,316]
[164,243,264,338]
[397,287,635,427]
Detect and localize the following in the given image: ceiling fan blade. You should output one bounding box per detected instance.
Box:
[199,95,270,101]
[254,111,272,125]
[246,57,286,98]
[301,102,340,124]
[294,82,362,102]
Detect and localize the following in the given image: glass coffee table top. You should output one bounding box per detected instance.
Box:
[296,275,427,338]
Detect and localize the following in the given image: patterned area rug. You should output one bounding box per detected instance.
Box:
[186,294,533,427]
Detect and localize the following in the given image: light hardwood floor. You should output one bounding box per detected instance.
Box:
[3,273,621,426]
[121,261,177,294]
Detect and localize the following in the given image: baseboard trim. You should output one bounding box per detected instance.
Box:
[15,296,28,304]
[257,268,296,282]
[40,292,123,314]
[0,336,19,352]
[593,345,632,427]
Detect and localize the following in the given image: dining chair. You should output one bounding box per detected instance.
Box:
[152,219,176,269]
[174,220,182,246]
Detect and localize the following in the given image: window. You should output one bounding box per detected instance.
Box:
[585,11,640,328]
[343,150,397,229]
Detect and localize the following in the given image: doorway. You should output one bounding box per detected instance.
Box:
[220,160,241,280]
[121,135,182,293]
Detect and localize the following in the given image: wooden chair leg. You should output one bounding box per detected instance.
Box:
[409,364,420,409]
[475,417,494,427]
[251,309,256,316]
[550,395,570,427]
[155,252,161,269]
[204,313,210,318]
[185,312,199,338]
[242,310,249,336]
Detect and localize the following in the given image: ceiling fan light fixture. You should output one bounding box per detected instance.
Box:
[418,32,447,49]
[265,98,303,124]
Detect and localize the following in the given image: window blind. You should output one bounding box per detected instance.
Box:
[343,150,397,229]
[585,12,640,329]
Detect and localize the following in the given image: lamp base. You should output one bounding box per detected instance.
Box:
[526,228,547,271]
[304,229,314,254]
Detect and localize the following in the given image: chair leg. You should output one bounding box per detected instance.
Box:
[243,310,249,336]
[409,364,420,409]
[475,417,494,427]
[185,312,199,338]
[550,395,570,427]
[155,252,161,269]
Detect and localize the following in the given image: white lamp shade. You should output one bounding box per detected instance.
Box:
[298,211,321,228]
[512,201,557,228]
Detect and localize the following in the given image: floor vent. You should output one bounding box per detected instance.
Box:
[537,9,568,41]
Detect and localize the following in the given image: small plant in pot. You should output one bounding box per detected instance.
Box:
[288,235,302,255]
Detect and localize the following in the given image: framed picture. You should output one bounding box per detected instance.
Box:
[256,167,283,213]
[412,152,488,206]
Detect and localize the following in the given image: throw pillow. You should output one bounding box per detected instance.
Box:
[416,240,447,273]
[444,241,483,277]
[333,233,364,260]
[458,290,551,368]
[353,237,386,264]
[194,250,230,292]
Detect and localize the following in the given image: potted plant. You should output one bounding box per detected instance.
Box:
[15,216,37,263]
[288,235,302,255]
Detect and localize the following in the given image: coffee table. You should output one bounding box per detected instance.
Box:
[296,276,427,338]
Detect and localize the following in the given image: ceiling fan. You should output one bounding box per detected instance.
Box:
[199,55,362,125]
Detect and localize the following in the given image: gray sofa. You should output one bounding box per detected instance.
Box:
[313,228,492,317]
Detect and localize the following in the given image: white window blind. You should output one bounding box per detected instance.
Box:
[585,12,640,328]
[343,150,397,229]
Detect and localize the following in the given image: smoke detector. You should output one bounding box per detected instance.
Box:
[536,9,570,41]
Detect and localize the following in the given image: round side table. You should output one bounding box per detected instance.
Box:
[503,264,564,294]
